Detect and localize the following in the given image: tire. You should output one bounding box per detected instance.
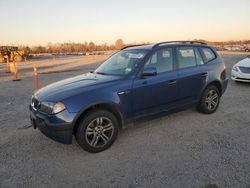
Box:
[75,109,119,153]
[197,85,220,114]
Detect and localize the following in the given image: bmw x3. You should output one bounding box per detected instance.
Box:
[30,41,228,153]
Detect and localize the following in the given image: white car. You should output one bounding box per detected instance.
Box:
[231,56,250,82]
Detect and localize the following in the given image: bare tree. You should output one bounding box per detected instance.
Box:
[88,42,96,52]
[115,39,124,50]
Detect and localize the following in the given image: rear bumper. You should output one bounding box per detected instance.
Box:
[29,105,76,144]
[221,78,228,95]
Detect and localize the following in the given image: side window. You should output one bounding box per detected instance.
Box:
[201,47,216,62]
[194,48,204,65]
[144,48,173,73]
[177,47,196,69]
[148,53,157,64]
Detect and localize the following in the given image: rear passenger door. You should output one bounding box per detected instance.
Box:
[176,46,209,102]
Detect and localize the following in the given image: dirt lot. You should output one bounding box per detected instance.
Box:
[0,51,250,188]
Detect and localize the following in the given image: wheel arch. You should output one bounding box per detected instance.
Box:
[72,101,125,135]
[205,80,222,96]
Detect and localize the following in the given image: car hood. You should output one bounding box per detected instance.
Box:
[35,72,121,101]
[236,57,250,67]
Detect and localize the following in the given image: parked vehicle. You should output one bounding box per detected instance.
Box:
[244,47,250,52]
[231,56,250,82]
[30,41,228,153]
[224,45,241,51]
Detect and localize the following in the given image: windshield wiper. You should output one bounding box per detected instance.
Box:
[95,72,106,75]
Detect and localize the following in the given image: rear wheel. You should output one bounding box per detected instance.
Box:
[75,109,119,153]
[197,85,220,114]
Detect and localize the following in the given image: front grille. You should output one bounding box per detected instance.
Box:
[239,66,250,74]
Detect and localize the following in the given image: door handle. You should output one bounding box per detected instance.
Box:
[201,72,208,77]
[168,80,177,85]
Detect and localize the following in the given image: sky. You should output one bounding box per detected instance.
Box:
[0,0,249,46]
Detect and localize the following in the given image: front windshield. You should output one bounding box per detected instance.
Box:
[95,50,147,75]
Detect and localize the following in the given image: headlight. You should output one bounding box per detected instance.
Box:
[232,66,239,72]
[53,102,66,114]
[40,101,65,114]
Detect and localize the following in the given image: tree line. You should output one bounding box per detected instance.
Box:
[20,39,126,54]
[194,39,250,46]
[18,39,250,54]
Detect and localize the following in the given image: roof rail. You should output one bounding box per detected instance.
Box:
[152,41,207,48]
[121,44,147,50]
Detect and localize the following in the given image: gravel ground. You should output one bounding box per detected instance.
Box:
[0,52,250,188]
[0,54,110,82]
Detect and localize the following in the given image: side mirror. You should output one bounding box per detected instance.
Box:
[142,67,157,77]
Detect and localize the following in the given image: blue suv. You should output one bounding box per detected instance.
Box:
[30,41,228,153]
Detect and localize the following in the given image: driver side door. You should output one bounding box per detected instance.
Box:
[132,48,178,116]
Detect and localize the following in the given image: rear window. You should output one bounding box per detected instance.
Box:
[176,47,196,69]
[194,48,204,65]
[201,47,216,62]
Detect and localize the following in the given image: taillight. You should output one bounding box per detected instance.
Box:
[221,69,227,80]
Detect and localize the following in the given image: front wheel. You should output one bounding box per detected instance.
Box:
[75,109,119,153]
[197,85,220,114]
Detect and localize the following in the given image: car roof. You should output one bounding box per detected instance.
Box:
[123,41,209,51]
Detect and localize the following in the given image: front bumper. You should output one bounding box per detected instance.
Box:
[29,105,76,144]
[231,70,250,82]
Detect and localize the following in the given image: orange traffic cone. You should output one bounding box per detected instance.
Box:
[33,63,39,91]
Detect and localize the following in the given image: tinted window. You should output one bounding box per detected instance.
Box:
[201,47,216,62]
[144,48,173,73]
[194,48,204,65]
[177,47,196,68]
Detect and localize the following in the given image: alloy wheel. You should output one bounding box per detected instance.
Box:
[205,90,219,110]
[85,117,114,148]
